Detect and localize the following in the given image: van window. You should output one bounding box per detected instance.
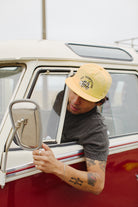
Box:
[67,43,133,61]
[0,66,23,125]
[31,71,138,142]
[31,72,68,143]
[102,73,138,137]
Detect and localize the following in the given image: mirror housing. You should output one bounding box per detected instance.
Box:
[9,99,42,150]
[0,99,42,188]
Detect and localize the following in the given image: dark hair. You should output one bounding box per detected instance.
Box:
[96,96,109,105]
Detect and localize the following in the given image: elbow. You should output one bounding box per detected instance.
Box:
[91,179,105,195]
[93,186,104,195]
[87,172,105,195]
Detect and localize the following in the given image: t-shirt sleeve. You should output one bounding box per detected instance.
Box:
[78,118,109,161]
[83,140,109,161]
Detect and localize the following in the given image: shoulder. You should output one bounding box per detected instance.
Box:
[79,108,109,161]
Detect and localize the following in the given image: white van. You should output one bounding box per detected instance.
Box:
[0,40,138,207]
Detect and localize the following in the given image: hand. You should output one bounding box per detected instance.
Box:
[32,143,62,174]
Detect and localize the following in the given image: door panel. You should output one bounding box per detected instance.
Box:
[0,148,137,207]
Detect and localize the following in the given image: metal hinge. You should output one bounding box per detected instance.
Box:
[0,170,6,189]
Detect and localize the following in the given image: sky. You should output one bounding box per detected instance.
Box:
[0,0,138,46]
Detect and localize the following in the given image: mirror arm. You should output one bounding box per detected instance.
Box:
[0,120,24,189]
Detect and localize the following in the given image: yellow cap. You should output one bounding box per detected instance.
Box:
[65,63,112,102]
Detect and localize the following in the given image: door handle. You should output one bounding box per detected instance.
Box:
[136,174,138,181]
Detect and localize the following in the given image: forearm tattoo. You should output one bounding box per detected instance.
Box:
[87,173,96,186]
[68,159,106,188]
[69,177,83,186]
[86,158,106,187]
[69,174,96,187]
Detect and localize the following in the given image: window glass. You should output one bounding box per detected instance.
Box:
[0,66,23,125]
[67,43,133,61]
[31,72,68,143]
[102,73,138,137]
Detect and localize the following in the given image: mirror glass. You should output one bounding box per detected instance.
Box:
[9,100,42,150]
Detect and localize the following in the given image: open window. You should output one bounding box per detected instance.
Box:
[30,69,138,142]
[30,70,70,144]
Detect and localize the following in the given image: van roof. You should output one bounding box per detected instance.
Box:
[0,40,78,61]
[0,40,138,63]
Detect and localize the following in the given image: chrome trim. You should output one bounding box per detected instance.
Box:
[6,162,34,177]
[6,149,84,178]
[6,138,138,179]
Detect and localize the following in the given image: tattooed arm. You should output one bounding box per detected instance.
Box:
[85,158,106,194]
[33,144,106,195]
[63,158,106,194]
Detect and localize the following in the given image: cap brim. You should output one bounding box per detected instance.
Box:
[65,77,101,102]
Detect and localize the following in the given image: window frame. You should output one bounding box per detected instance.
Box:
[9,66,138,151]
[28,67,138,142]
[67,43,133,61]
[28,67,74,145]
[0,63,26,129]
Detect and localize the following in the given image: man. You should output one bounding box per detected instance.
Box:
[33,63,112,195]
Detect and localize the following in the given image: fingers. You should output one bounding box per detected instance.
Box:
[32,143,57,173]
[32,144,50,165]
[42,143,51,152]
[33,151,46,171]
[33,144,51,155]
[33,159,43,166]
[33,160,44,171]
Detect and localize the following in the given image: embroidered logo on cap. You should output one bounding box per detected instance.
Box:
[79,76,93,90]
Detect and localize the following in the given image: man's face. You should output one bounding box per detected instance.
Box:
[67,89,97,115]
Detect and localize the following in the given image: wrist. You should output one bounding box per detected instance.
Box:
[53,161,65,180]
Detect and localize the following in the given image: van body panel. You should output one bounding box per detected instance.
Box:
[0,40,137,206]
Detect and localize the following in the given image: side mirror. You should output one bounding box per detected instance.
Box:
[9,99,42,150]
[0,99,42,189]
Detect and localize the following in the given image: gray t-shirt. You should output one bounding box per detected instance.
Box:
[54,91,109,161]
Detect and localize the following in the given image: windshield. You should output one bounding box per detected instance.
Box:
[0,66,23,124]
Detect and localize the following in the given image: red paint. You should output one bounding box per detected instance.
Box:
[0,148,138,207]
[109,141,138,149]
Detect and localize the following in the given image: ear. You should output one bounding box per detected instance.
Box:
[96,102,102,106]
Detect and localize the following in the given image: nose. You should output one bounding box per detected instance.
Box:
[73,95,81,105]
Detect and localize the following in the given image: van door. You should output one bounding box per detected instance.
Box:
[101,71,138,207]
[0,66,85,207]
